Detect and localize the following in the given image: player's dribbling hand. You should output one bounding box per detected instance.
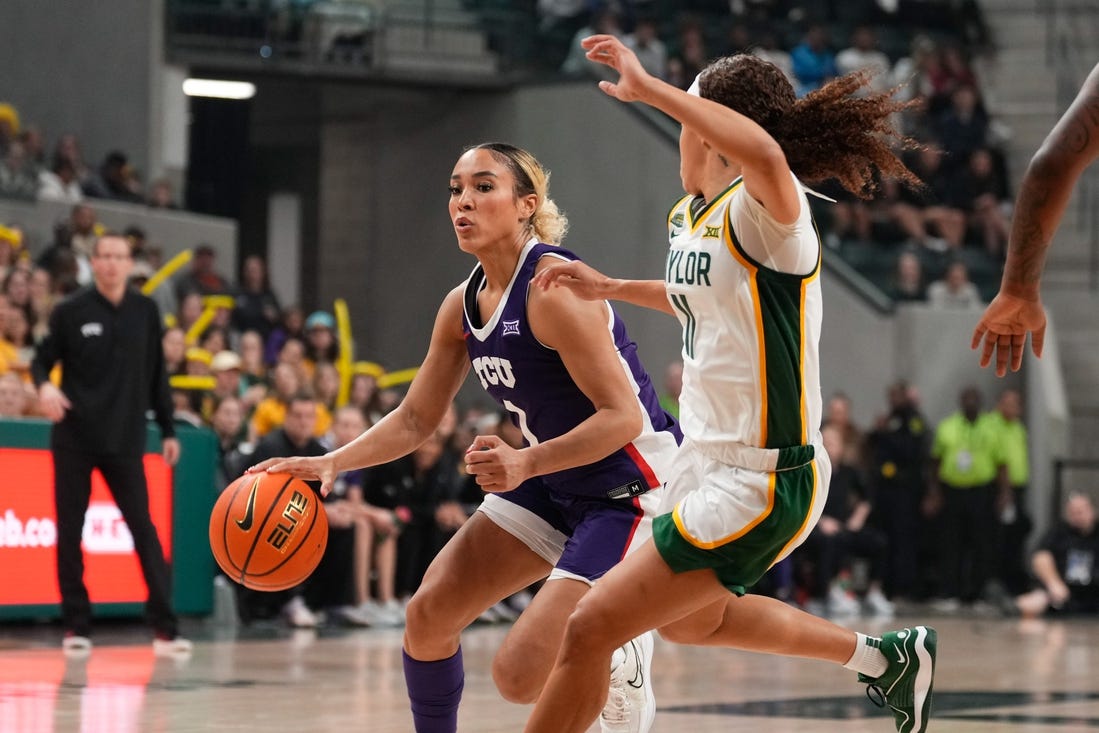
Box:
[465,434,531,493]
[581,34,651,103]
[971,291,1047,377]
[248,454,338,497]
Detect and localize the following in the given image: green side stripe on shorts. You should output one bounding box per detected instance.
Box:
[653,461,817,595]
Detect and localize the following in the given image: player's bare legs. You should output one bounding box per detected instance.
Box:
[525,542,730,733]
[493,578,589,703]
[660,591,856,662]
[404,511,550,660]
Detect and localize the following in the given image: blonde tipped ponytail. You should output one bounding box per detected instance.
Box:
[473,142,570,245]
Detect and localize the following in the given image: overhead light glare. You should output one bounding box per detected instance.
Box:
[182,78,256,100]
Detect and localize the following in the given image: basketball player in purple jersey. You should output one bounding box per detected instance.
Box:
[251,142,680,733]
[973,61,1099,375]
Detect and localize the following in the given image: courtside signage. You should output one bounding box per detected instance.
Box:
[0,448,172,605]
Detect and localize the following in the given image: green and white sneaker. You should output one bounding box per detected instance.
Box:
[859,626,937,733]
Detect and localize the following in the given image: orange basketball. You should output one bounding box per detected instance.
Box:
[209,472,328,591]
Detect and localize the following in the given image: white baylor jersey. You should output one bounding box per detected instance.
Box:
[664,175,823,451]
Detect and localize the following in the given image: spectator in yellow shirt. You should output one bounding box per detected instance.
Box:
[250,361,331,441]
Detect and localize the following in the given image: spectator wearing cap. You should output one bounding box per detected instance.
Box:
[174,244,230,302]
[304,310,339,378]
[204,350,245,422]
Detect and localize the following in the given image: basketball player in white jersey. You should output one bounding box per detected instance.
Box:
[525,35,938,733]
[973,61,1099,375]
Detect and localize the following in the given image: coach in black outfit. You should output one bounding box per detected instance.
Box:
[31,233,190,655]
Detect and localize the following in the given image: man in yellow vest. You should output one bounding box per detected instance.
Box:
[926,386,1007,611]
[983,388,1032,596]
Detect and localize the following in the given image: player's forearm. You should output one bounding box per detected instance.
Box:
[522,406,643,478]
[1004,62,1099,298]
[1000,153,1071,298]
[329,406,433,473]
[604,278,674,314]
[639,74,781,174]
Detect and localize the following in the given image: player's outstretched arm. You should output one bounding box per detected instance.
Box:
[974,62,1099,376]
[1001,61,1099,300]
[530,258,674,314]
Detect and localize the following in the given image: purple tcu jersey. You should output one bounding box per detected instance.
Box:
[462,240,682,499]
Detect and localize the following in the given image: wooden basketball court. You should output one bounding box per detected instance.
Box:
[1,613,1097,732]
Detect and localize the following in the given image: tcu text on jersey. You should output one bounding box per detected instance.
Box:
[472,355,517,390]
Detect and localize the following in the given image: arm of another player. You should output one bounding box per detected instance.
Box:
[582,34,801,224]
[465,268,645,492]
[530,257,673,314]
[251,287,471,494]
[973,62,1099,376]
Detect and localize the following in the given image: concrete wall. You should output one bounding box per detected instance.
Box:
[0,197,237,268]
[305,81,685,392]
[0,0,163,180]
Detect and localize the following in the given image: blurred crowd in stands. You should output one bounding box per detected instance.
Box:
[772,382,1099,623]
[545,0,1010,302]
[0,103,177,209]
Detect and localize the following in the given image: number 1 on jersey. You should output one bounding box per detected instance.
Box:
[669,293,697,358]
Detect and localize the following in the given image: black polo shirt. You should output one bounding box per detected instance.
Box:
[31,285,174,456]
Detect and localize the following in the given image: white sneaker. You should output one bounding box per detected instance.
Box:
[863,588,896,619]
[600,632,655,733]
[827,585,861,617]
[153,635,194,657]
[379,599,406,626]
[332,605,373,627]
[62,633,92,656]
[358,600,404,627]
[282,596,318,628]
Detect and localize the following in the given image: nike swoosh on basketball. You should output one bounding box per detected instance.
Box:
[235,480,259,531]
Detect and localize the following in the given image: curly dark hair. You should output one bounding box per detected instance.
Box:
[699,54,921,198]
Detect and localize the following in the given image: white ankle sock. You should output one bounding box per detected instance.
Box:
[843,632,888,678]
